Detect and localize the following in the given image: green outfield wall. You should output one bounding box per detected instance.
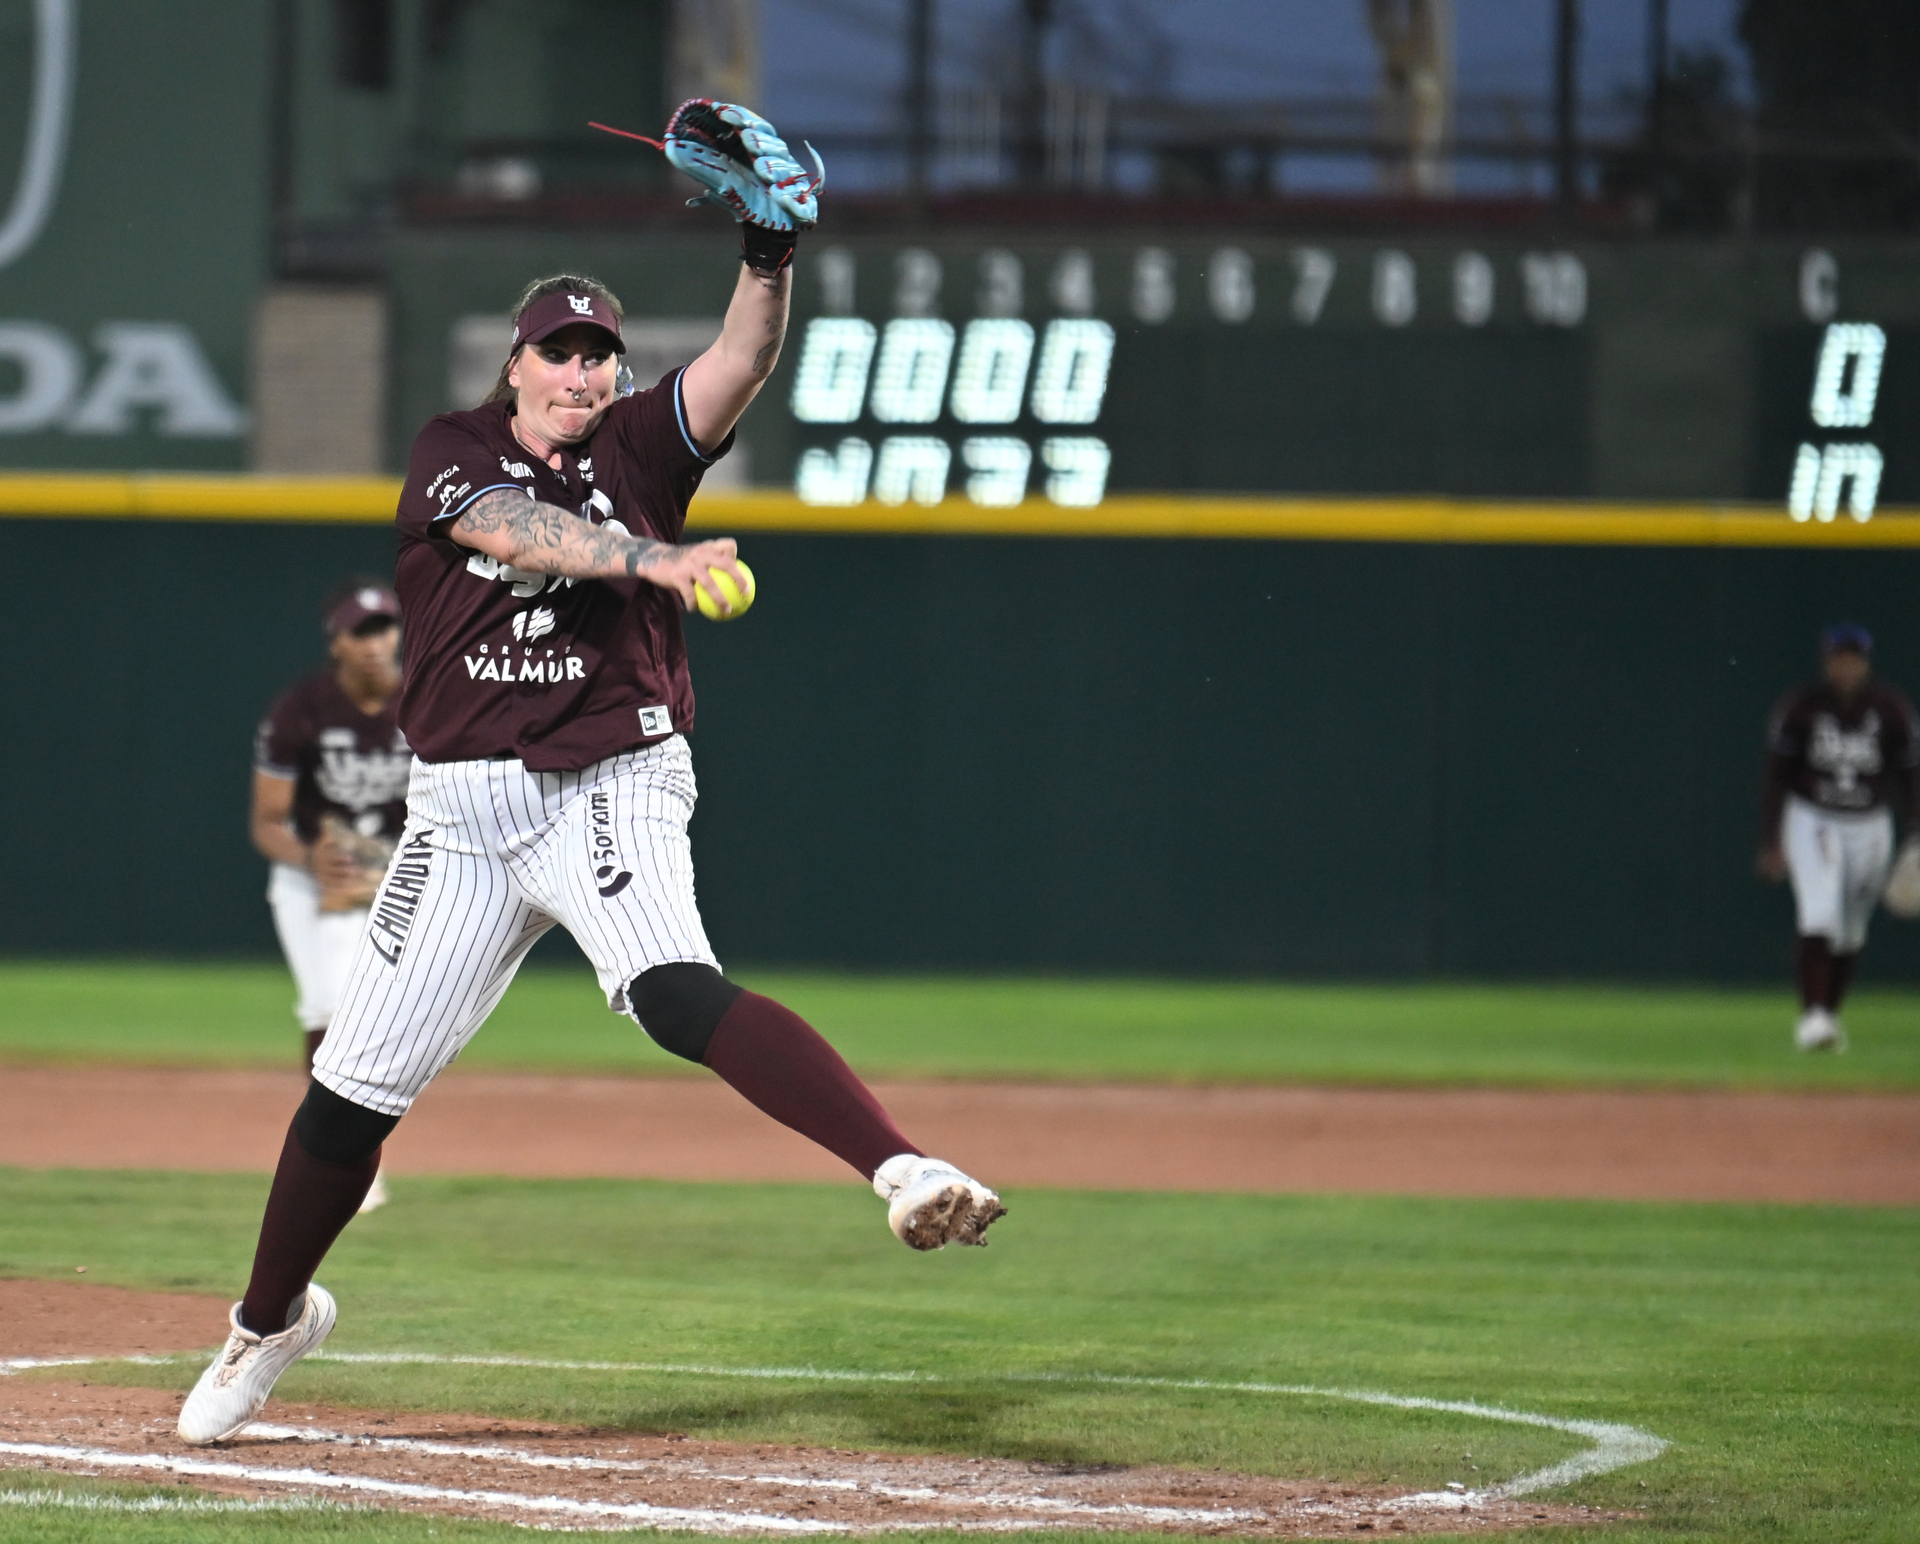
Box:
[6,496,1920,983]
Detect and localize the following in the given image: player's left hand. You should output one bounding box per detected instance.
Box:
[663,100,822,233]
[645,536,750,615]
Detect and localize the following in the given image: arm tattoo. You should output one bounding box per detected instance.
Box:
[751,319,787,376]
[452,488,669,580]
[454,487,521,537]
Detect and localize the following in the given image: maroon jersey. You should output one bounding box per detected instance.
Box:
[393,368,731,771]
[254,671,412,844]
[1762,680,1920,832]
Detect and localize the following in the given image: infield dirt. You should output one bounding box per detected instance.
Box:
[2,1065,1917,1203]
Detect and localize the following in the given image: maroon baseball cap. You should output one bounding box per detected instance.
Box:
[327,583,402,637]
[511,289,627,354]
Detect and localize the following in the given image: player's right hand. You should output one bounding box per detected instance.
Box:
[1756,845,1787,882]
[646,537,749,615]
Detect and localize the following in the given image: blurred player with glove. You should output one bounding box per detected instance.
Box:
[251,580,411,1210]
[251,580,410,1071]
[1757,623,1920,1051]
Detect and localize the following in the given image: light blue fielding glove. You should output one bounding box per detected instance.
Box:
[590,100,821,272]
[662,100,821,272]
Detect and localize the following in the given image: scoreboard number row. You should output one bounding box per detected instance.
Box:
[791,316,1115,427]
[797,434,1110,508]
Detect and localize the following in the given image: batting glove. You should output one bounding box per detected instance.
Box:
[663,100,822,274]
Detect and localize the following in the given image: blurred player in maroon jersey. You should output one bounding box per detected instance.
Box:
[251,580,411,1206]
[1758,624,1920,1051]
[180,99,1001,1446]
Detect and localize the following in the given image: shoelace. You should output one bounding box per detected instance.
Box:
[211,1334,260,1388]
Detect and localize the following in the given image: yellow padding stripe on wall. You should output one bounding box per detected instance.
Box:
[0,473,1915,547]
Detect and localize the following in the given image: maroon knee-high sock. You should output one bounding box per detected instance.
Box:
[701,992,920,1179]
[239,1122,381,1335]
[1827,951,1858,1011]
[1796,935,1833,1010]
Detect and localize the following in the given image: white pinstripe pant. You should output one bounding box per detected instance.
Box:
[314,736,719,1115]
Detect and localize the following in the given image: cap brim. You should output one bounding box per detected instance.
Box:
[330,606,401,635]
[518,316,627,354]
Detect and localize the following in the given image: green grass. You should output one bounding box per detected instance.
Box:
[3,1168,1917,1543]
[3,959,1919,1089]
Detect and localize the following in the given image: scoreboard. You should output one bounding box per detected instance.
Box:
[391,231,1920,516]
[743,236,1920,517]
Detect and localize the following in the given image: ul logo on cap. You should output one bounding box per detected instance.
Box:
[568,295,593,314]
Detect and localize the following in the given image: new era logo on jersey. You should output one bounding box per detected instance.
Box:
[568,295,594,314]
[512,607,556,643]
[638,705,672,737]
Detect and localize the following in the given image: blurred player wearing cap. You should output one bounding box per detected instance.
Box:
[251,579,411,1209]
[1757,623,1920,1051]
[180,100,1002,1445]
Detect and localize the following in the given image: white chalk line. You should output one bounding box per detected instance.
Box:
[0,1435,1471,1536]
[284,1352,1670,1500]
[0,1440,848,1533]
[239,1422,1275,1527]
[0,1349,1667,1528]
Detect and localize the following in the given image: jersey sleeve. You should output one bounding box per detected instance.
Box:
[608,368,736,537]
[397,412,524,540]
[1885,689,1920,766]
[1766,691,1809,758]
[1758,691,1806,843]
[1888,691,1920,830]
[253,690,302,779]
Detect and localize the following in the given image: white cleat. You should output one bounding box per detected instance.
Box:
[873,1154,1006,1250]
[1794,1009,1847,1053]
[358,1170,389,1214]
[176,1284,336,1445]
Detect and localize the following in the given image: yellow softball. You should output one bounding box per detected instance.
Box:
[694,560,755,621]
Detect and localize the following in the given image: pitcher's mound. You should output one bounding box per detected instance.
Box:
[1,1280,1623,1535]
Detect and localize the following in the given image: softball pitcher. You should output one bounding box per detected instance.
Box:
[180,100,1002,1446]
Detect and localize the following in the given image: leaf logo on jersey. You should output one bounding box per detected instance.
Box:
[512,607,556,643]
[587,790,633,898]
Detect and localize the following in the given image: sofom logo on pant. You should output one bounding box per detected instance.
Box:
[368,829,436,965]
[588,791,632,898]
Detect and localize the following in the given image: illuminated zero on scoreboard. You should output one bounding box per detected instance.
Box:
[789,312,1115,507]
